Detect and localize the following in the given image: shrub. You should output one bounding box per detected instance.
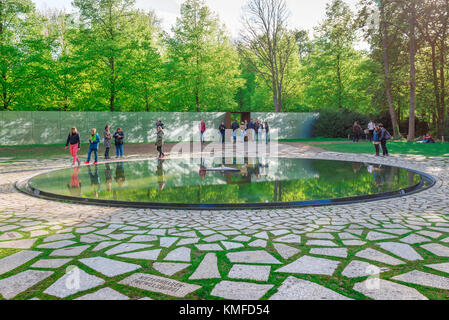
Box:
[312,108,371,138]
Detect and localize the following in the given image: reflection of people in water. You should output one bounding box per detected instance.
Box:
[67,167,82,197]
[88,165,101,198]
[157,159,166,190]
[113,162,125,200]
[199,157,207,180]
[104,163,113,193]
[352,162,362,173]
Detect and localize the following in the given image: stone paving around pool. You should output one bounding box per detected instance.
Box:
[0,143,449,300]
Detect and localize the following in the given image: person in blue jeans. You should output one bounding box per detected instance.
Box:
[219,122,226,144]
[231,120,239,143]
[114,128,125,158]
[85,128,100,165]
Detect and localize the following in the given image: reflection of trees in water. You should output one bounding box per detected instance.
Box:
[274,181,282,202]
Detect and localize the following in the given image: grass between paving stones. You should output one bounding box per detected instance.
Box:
[1,220,449,300]
[313,141,449,157]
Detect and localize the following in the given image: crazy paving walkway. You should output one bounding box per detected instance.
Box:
[0,144,449,300]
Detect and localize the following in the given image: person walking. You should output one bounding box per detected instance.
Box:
[219,122,226,144]
[352,121,362,142]
[240,122,246,143]
[156,126,165,159]
[378,123,391,156]
[257,120,263,144]
[85,128,100,165]
[368,120,375,142]
[373,125,381,156]
[199,119,206,144]
[104,125,112,159]
[254,120,260,143]
[264,121,270,144]
[155,119,164,130]
[231,119,239,143]
[65,127,81,167]
[113,127,125,158]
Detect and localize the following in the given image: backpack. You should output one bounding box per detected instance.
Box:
[384,129,392,140]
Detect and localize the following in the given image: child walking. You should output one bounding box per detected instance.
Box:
[156,126,165,159]
[65,127,81,166]
[85,128,101,165]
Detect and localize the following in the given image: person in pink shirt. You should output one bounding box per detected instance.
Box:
[65,127,81,166]
[199,119,206,144]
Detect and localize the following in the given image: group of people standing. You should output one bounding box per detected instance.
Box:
[352,120,391,156]
[230,118,270,144]
[65,126,125,166]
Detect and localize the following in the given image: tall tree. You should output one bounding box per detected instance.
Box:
[166,0,242,112]
[239,0,297,112]
[73,0,136,112]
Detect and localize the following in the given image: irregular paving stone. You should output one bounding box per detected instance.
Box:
[269,276,351,300]
[221,241,244,250]
[275,255,340,276]
[253,231,269,239]
[418,230,442,239]
[425,262,449,274]
[0,270,54,299]
[92,241,120,252]
[148,229,166,236]
[153,263,190,276]
[310,248,348,258]
[226,250,282,264]
[160,237,179,248]
[228,264,271,282]
[377,242,423,261]
[37,240,77,249]
[75,227,96,234]
[119,273,201,298]
[117,249,162,261]
[172,231,197,238]
[108,234,132,241]
[355,248,405,265]
[177,238,199,246]
[307,233,334,240]
[341,260,390,278]
[233,236,251,242]
[50,245,90,257]
[164,247,191,262]
[400,234,432,244]
[366,231,397,241]
[80,234,109,243]
[189,253,221,280]
[105,243,152,256]
[95,228,116,236]
[353,279,427,300]
[75,287,130,300]
[79,257,141,277]
[0,239,36,249]
[195,244,223,251]
[248,239,267,248]
[0,232,23,241]
[306,240,338,247]
[342,240,366,246]
[129,235,158,243]
[211,281,273,300]
[31,259,72,269]
[420,243,449,257]
[44,268,105,298]
[0,250,42,275]
[273,243,300,260]
[0,225,19,232]
[202,234,227,243]
[274,234,301,244]
[43,233,75,243]
[30,230,49,238]
[392,270,449,290]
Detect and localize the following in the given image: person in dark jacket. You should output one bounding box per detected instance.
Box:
[104,125,112,160]
[85,128,101,165]
[231,120,239,143]
[378,123,391,156]
[155,119,164,131]
[373,125,381,156]
[65,127,81,166]
[113,128,125,158]
[219,122,226,144]
[264,122,270,144]
[156,126,165,159]
[352,122,362,142]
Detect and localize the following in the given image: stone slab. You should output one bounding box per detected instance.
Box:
[275,255,340,276]
[0,250,42,275]
[75,287,130,300]
[355,248,405,265]
[226,251,282,264]
[189,253,221,280]
[211,281,273,300]
[392,270,449,290]
[153,263,190,276]
[117,249,162,261]
[353,279,427,300]
[228,264,271,282]
[119,273,201,298]
[31,258,72,269]
[273,243,300,260]
[79,257,141,277]
[341,260,390,278]
[0,270,53,299]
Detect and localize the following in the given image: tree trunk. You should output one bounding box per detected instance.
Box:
[440,38,446,120]
[407,2,416,142]
[380,4,400,137]
[430,44,443,137]
[337,53,342,108]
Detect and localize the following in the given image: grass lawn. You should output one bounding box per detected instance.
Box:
[313,140,449,157]
[280,137,348,143]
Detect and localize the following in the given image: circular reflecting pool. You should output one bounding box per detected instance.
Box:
[26,157,434,209]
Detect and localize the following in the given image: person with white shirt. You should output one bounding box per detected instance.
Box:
[368,120,376,142]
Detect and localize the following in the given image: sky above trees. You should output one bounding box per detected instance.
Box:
[32,0,360,38]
